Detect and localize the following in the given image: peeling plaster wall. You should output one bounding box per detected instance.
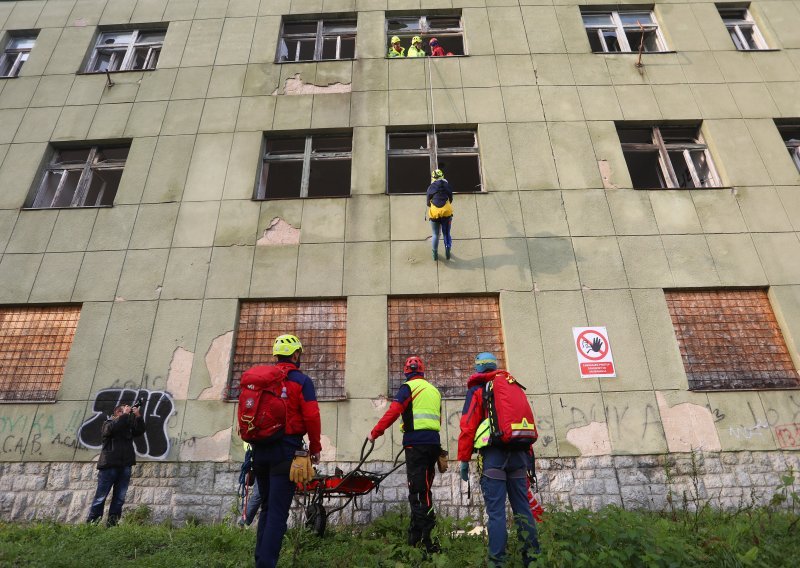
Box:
[198,332,234,401]
[256,218,301,246]
[179,428,232,462]
[166,347,194,400]
[566,421,612,456]
[273,74,352,95]
[656,392,722,453]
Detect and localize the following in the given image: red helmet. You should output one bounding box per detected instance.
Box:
[404,356,425,374]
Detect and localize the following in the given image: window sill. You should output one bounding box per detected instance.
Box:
[275,58,356,64]
[22,205,114,211]
[77,68,154,75]
[0,75,20,79]
[733,48,781,52]
[591,50,677,55]
[386,54,467,59]
[632,186,731,191]
[253,195,351,201]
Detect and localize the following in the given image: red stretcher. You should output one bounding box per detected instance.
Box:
[295,439,404,536]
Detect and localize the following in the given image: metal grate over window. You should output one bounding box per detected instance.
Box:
[665,289,800,391]
[388,296,505,398]
[0,305,81,402]
[229,300,347,400]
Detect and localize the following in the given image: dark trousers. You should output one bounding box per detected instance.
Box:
[254,459,294,568]
[480,446,540,566]
[87,466,132,525]
[405,445,439,545]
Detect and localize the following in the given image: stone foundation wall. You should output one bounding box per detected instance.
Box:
[1,451,798,525]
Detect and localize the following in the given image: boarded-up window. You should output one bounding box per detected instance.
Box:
[388,296,505,398]
[0,305,81,402]
[665,289,800,391]
[229,300,347,400]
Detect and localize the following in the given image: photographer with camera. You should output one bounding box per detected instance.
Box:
[86,399,146,526]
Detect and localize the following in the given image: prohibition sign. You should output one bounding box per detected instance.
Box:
[576,329,608,361]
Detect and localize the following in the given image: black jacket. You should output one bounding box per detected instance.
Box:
[97,413,146,470]
[426,179,454,208]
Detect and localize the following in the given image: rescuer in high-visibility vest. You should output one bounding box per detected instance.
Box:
[368,356,444,554]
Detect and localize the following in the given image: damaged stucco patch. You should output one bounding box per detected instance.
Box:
[256,217,300,246]
[371,395,389,410]
[656,391,721,452]
[272,73,351,95]
[198,331,234,400]
[166,347,194,400]
[566,421,612,456]
[598,160,619,190]
[179,427,232,461]
[320,434,337,461]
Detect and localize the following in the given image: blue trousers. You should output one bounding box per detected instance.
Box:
[254,459,295,568]
[430,217,452,252]
[244,480,262,525]
[480,447,540,567]
[87,466,132,524]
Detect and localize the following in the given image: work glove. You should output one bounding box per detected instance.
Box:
[437,449,449,473]
[289,452,314,485]
[367,432,377,442]
[460,461,469,482]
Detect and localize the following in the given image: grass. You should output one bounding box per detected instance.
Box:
[1,506,798,567]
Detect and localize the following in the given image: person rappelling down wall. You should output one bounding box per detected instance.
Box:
[427,169,454,261]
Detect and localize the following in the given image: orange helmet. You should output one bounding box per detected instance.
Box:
[404,356,425,374]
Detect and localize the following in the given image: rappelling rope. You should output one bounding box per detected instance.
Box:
[427,55,438,167]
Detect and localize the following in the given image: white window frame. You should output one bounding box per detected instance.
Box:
[31,146,129,208]
[85,29,165,73]
[257,134,353,199]
[719,8,768,50]
[582,10,667,53]
[777,125,800,172]
[0,34,37,78]
[277,19,357,62]
[386,130,482,194]
[385,15,466,56]
[619,126,721,189]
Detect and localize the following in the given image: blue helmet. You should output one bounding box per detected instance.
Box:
[474,352,497,373]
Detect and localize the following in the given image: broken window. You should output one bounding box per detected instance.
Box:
[666,289,800,391]
[85,28,165,73]
[0,33,37,78]
[581,9,667,53]
[0,305,81,402]
[387,130,481,194]
[617,125,720,189]
[277,19,356,62]
[719,7,768,50]
[257,133,352,199]
[386,15,465,56]
[29,145,129,208]
[776,123,800,172]
[388,297,505,398]
[228,300,347,401]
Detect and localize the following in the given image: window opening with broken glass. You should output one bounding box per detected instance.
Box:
[258,134,352,199]
[387,131,481,194]
[777,124,800,172]
[85,29,165,73]
[719,8,768,50]
[386,15,465,56]
[277,20,356,62]
[0,34,37,78]
[30,146,129,208]
[581,10,667,53]
[618,125,720,189]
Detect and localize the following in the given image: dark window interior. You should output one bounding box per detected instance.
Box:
[623,150,665,189]
[388,155,431,194]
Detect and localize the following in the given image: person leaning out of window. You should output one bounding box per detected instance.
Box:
[407,36,426,57]
[388,36,405,57]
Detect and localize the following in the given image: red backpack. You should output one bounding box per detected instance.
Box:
[237,365,289,443]
[484,371,538,447]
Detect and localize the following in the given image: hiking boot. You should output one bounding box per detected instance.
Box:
[422,540,441,555]
[106,515,119,527]
[445,247,451,260]
[432,249,438,261]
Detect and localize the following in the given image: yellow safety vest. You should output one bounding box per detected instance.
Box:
[400,378,441,432]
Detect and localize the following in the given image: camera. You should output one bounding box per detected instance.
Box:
[132,397,145,409]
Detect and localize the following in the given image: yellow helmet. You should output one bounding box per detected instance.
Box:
[412,36,422,44]
[431,169,444,180]
[391,36,401,44]
[273,334,302,357]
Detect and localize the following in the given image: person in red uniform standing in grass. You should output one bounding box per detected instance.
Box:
[368,356,443,554]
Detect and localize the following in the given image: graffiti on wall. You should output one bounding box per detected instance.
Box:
[78,389,176,459]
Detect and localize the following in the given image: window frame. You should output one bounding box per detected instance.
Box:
[256,133,353,200]
[85,28,166,73]
[777,124,800,172]
[0,33,37,78]
[385,14,466,57]
[276,19,357,63]
[386,130,482,194]
[618,125,721,189]
[581,9,667,53]
[719,7,768,51]
[29,145,129,209]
